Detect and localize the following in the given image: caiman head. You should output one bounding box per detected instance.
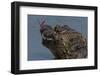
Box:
[39,19,87,59]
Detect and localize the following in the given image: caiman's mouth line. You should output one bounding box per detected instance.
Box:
[42,34,53,40]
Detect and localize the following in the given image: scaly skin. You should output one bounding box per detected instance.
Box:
[41,25,87,59]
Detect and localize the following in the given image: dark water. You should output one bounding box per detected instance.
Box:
[28,15,88,61]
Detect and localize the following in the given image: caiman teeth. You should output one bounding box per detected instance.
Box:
[42,34,53,40]
[46,38,53,40]
[42,34,46,40]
